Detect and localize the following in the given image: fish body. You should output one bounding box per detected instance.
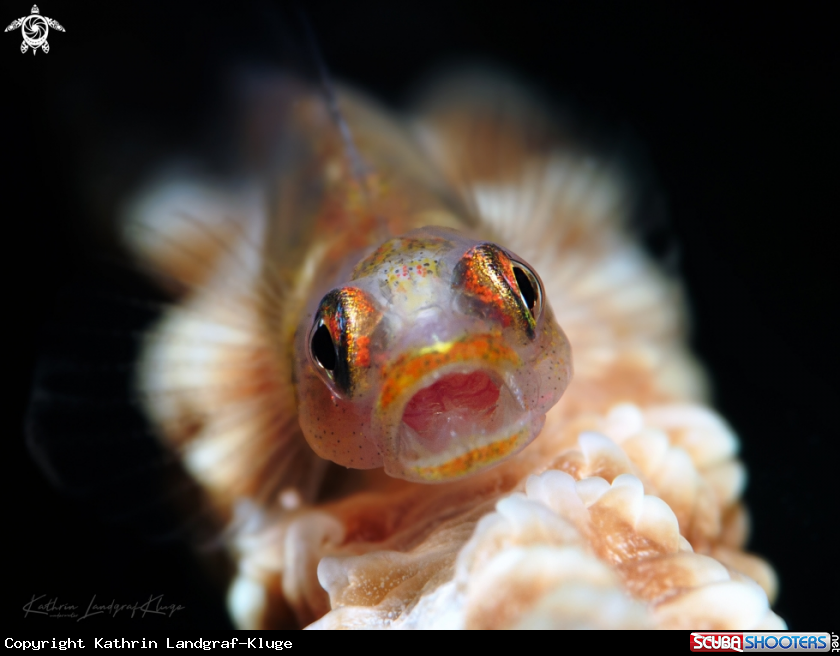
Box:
[257,85,572,482]
[101,71,780,629]
[131,76,571,510]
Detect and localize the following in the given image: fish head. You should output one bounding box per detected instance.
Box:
[295,226,572,482]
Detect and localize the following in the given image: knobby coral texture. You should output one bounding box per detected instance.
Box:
[228,324,782,629]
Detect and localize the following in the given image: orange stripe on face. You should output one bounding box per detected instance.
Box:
[377,334,521,411]
[455,244,537,338]
[410,430,526,481]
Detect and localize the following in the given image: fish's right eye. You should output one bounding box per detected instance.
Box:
[311,322,337,372]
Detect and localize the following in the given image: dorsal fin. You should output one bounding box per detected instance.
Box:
[297,8,371,194]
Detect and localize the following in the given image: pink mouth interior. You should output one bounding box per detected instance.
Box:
[401,371,501,453]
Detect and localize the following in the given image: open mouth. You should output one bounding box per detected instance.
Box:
[373,333,548,482]
[396,369,532,478]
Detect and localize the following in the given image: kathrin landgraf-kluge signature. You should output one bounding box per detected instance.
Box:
[23,594,185,620]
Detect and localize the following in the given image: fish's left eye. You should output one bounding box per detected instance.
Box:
[511,262,542,321]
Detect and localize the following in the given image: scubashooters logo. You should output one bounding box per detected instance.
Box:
[690,633,833,653]
[4,5,64,54]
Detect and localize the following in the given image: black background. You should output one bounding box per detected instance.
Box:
[5,1,837,630]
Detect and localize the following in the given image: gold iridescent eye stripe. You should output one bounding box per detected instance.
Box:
[456,245,537,338]
[377,333,521,411]
[410,429,527,481]
[337,287,377,373]
[318,287,379,395]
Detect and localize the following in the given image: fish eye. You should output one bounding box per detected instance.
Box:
[512,262,542,321]
[311,322,337,372]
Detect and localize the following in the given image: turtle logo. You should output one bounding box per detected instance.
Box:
[5,5,64,55]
